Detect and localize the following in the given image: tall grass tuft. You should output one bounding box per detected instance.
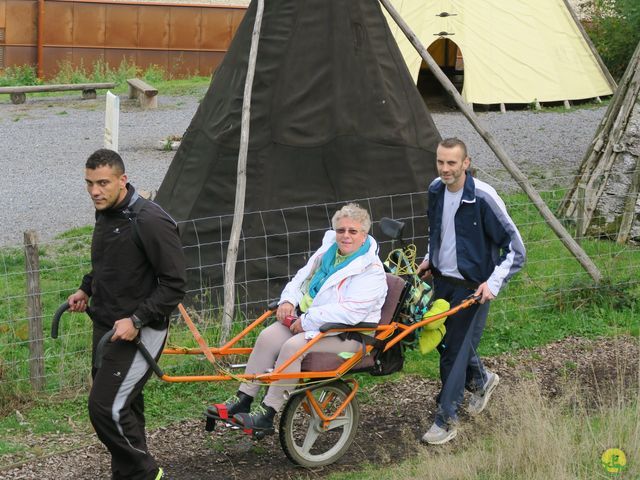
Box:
[51,58,141,86]
[0,65,41,87]
[346,345,639,480]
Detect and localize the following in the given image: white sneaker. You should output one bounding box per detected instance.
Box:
[421,422,458,445]
[467,371,499,415]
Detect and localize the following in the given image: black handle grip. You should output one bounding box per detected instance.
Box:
[95,328,116,369]
[134,336,165,378]
[94,328,165,378]
[51,301,92,339]
[466,293,481,302]
[51,302,69,339]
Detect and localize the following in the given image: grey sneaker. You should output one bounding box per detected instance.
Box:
[421,422,458,445]
[467,371,500,415]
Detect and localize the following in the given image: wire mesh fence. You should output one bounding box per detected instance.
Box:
[0,185,638,408]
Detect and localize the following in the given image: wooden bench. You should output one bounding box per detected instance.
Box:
[127,78,158,109]
[0,83,116,104]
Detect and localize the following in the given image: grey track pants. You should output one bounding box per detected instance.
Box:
[239,322,361,411]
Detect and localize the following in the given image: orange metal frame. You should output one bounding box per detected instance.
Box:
[158,295,477,384]
[305,378,359,429]
[150,292,476,427]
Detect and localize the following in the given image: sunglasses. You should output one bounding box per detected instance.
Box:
[335,228,362,235]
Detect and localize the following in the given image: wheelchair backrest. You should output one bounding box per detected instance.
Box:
[380,273,410,326]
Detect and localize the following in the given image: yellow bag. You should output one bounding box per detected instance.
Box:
[419,324,446,355]
[418,299,450,355]
[423,298,450,330]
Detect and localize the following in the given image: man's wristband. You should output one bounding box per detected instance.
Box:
[131,314,144,330]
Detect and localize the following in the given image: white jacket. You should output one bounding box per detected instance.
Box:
[279,230,388,339]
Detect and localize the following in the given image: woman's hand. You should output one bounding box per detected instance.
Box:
[276,301,295,322]
[290,318,304,335]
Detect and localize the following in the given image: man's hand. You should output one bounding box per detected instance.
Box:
[290,318,304,335]
[111,317,140,341]
[473,282,495,304]
[276,301,295,323]
[67,290,89,312]
[416,260,432,280]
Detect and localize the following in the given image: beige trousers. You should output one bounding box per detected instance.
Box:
[238,322,361,411]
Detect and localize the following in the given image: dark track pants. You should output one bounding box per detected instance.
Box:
[433,278,491,427]
[90,325,167,480]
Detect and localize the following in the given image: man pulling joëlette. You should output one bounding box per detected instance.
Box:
[68,148,186,480]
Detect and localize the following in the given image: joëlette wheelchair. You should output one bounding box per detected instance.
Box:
[51,218,477,468]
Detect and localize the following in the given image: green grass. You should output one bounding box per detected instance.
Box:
[324,385,640,480]
[0,190,639,465]
[0,60,212,101]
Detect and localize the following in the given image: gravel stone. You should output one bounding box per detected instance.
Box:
[0,92,606,247]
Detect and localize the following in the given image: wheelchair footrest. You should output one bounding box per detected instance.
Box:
[205,404,237,431]
[243,426,275,440]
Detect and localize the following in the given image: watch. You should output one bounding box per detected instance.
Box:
[131,314,143,330]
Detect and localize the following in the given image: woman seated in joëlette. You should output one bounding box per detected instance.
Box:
[209,203,388,432]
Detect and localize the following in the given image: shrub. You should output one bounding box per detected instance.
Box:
[51,60,89,84]
[0,65,40,87]
[143,64,167,84]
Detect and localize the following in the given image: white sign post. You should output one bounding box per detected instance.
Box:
[104,91,120,152]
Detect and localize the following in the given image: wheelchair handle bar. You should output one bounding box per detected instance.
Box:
[51,301,92,339]
[94,329,164,377]
[52,301,164,377]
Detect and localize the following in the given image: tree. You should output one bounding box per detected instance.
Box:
[587,0,640,79]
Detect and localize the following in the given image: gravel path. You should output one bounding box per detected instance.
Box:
[0,92,606,247]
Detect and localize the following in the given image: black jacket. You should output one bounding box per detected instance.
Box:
[80,184,186,330]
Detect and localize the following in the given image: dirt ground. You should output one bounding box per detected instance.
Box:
[0,335,637,479]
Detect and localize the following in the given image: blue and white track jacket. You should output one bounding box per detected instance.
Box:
[427,173,526,296]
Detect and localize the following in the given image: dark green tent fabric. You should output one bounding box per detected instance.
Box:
[156,0,440,307]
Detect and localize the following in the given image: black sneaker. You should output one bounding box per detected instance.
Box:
[205,391,253,429]
[233,403,276,434]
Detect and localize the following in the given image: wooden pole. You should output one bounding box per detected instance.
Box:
[560,0,617,92]
[222,0,264,343]
[380,0,603,283]
[37,0,45,79]
[560,41,640,226]
[617,160,640,244]
[576,183,586,242]
[24,230,44,391]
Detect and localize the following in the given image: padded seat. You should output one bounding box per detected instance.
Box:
[300,273,407,372]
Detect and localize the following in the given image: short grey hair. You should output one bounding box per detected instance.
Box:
[439,137,468,160]
[331,203,371,233]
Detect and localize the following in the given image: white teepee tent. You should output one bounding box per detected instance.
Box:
[385,0,615,105]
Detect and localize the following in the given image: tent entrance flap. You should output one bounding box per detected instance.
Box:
[417,38,464,106]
